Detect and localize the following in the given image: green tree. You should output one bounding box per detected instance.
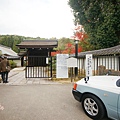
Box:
[68,0,120,49]
[0,35,24,53]
[56,37,74,53]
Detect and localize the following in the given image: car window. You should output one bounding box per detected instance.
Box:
[116,79,120,87]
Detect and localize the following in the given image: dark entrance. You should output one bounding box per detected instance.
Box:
[28,49,48,66]
[16,40,58,78]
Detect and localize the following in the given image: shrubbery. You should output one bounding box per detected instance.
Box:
[9,60,17,69]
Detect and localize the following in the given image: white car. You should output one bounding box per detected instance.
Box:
[72,76,120,120]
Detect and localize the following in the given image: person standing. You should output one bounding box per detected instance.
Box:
[0,56,10,83]
[0,56,3,83]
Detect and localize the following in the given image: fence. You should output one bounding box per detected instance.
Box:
[25,56,56,78]
[25,55,120,78]
[77,55,120,78]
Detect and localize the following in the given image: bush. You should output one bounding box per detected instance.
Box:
[9,60,17,69]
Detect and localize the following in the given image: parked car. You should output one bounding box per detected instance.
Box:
[72,76,120,120]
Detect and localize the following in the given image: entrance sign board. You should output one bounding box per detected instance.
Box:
[86,54,93,77]
[67,57,77,67]
[56,54,69,78]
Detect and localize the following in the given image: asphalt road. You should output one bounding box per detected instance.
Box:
[0,84,110,120]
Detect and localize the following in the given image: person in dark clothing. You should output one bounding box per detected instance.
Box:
[0,56,10,83]
[0,56,3,83]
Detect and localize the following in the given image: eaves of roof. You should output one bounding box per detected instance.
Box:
[70,45,120,58]
[16,40,58,49]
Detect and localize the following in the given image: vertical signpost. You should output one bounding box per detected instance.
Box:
[86,54,93,77]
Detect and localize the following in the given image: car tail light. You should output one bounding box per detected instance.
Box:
[73,83,77,90]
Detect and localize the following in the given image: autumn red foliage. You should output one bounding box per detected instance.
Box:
[51,43,82,56]
[51,25,87,56]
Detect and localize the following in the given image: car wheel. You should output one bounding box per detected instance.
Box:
[82,94,106,120]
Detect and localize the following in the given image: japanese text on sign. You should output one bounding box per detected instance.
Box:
[56,54,69,78]
[86,54,93,77]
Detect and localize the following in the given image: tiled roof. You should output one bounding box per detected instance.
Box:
[71,45,120,58]
[0,45,18,56]
[16,40,58,48]
[0,44,20,59]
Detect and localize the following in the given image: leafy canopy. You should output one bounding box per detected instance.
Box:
[68,0,120,49]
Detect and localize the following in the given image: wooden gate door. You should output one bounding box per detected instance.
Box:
[25,56,55,78]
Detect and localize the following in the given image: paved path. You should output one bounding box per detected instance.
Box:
[0,67,60,85]
[0,67,110,120]
[0,84,92,120]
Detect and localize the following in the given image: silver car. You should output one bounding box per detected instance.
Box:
[72,76,120,120]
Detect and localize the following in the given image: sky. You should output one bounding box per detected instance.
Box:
[0,0,75,39]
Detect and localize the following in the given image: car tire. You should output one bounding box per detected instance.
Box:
[81,94,106,120]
